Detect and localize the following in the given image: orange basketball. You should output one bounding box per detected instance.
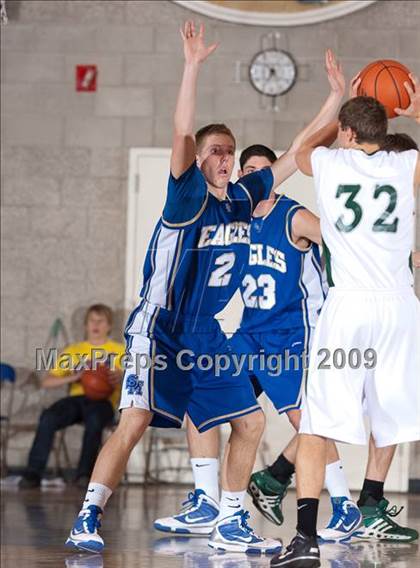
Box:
[357,60,413,119]
[81,365,114,401]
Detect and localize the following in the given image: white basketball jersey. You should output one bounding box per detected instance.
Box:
[311,147,418,290]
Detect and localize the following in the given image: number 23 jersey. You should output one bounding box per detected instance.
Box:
[239,195,325,334]
[312,147,418,290]
[140,162,273,318]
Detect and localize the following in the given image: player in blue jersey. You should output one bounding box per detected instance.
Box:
[66,22,345,555]
[155,144,360,543]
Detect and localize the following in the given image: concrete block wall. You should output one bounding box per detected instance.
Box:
[1,0,419,471]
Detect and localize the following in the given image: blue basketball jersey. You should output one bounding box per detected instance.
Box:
[140,162,273,318]
[239,195,326,333]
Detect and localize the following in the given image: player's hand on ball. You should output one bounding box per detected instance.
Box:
[107,370,123,386]
[325,49,345,97]
[349,73,362,99]
[395,73,420,123]
[180,21,218,65]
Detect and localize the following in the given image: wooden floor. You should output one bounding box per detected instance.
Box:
[1,484,419,567]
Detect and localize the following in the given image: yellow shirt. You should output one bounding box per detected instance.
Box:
[49,340,125,409]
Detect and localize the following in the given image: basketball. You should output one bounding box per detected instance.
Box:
[357,60,414,118]
[81,365,114,401]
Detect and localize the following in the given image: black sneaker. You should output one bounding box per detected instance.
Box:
[18,472,41,489]
[271,531,320,567]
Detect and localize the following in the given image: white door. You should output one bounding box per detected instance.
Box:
[125,147,410,491]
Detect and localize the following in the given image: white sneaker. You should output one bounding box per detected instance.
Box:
[65,505,104,553]
[154,489,219,535]
[208,510,282,554]
[318,497,362,543]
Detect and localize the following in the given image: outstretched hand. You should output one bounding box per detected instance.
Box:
[325,49,345,97]
[180,21,218,65]
[395,74,420,123]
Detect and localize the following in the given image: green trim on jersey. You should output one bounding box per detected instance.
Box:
[322,239,334,287]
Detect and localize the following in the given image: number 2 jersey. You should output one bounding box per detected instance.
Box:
[239,194,326,334]
[139,162,274,318]
[311,147,418,290]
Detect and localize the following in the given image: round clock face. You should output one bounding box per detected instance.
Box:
[249,49,297,97]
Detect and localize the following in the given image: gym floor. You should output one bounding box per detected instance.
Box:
[1,485,419,567]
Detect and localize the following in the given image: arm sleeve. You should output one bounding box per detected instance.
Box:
[237,167,274,210]
[162,162,208,225]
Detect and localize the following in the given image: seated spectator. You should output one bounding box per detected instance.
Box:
[19,304,125,489]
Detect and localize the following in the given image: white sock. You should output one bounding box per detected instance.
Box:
[191,458,219,503]
[218,489,246,520]
[325,460,351,500]
[81,482,112,511]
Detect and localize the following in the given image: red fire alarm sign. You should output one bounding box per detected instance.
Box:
[76,65,97,92]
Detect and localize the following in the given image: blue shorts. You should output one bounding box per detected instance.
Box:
[229,326,310,414]
[119,300,261,432]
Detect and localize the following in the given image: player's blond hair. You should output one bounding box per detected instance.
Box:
[195,123,236,152]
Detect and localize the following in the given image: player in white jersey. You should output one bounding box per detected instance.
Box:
[351,131,419,543]
[272,80,420,567]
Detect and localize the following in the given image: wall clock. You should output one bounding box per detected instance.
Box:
[249,49,297,97]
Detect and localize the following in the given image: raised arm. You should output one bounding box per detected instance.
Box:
[171,21,218,179]
[270,50,345,188]
[295,120,339,176]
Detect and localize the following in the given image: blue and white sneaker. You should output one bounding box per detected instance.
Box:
[154,489,219,535]
[209,510,282,554]
[318,497,362,543]
[65,505,104,553]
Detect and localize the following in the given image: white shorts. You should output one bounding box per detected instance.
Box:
[300,288,420,447]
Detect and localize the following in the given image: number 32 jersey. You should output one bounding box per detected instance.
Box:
[311,147,418,290]
[140,162,273,318]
